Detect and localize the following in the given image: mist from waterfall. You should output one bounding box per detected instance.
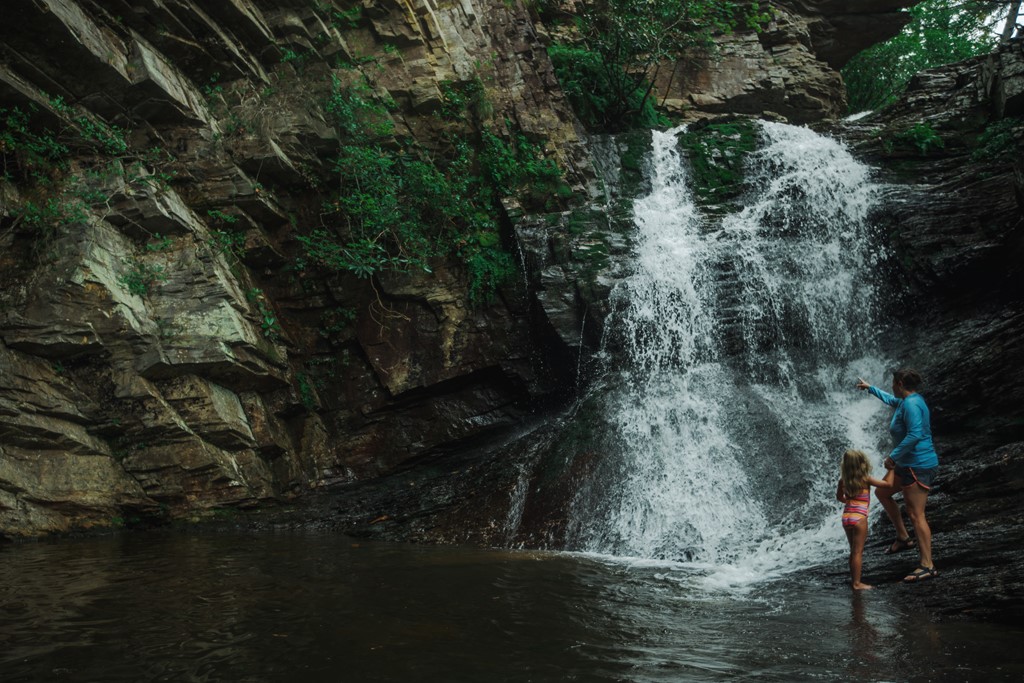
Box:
[569,122,892,591]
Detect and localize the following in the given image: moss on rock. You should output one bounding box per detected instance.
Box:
[677,118,757,211]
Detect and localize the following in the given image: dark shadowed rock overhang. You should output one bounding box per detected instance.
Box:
[777,0,920,68]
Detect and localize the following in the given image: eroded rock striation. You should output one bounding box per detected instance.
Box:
[1,0,592,535]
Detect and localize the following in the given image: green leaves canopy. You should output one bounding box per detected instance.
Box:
[842,0,1001,113]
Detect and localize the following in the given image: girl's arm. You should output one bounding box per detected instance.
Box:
[836,479,847,502]
[867,468,896,489]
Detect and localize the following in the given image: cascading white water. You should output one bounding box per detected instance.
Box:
[571,122,891,589]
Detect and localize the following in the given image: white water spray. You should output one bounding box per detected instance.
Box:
[571,122,891,590]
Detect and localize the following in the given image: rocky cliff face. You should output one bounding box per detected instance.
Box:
[321,38,1024,623]
[655,0,917,123]
[308,37,1024,622]
[1,0,925,539]
[1,0,593,536]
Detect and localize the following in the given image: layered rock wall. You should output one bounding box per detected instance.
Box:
[649,0,916,122]
[1,0,592,536]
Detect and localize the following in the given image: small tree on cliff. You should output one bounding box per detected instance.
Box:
[548,0,769,130]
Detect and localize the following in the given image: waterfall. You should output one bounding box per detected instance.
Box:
[570,122,891,589]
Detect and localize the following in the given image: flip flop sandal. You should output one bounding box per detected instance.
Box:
[903,566,939,583]
[885,536,916,554]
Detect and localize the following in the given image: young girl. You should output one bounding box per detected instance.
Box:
[836,449,895,590]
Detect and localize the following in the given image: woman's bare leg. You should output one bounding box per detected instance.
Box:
[903,484,933,570]
[875,483,910,547]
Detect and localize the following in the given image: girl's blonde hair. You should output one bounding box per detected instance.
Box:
[841,449,872,498]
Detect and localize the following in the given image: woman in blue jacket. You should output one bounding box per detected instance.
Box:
[856,369,939,582]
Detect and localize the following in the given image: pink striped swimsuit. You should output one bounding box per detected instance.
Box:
[842,489,870,527]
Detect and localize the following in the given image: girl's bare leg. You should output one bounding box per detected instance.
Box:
[845,521,872,590]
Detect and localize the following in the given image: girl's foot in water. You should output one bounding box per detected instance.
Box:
[851,582,874,590]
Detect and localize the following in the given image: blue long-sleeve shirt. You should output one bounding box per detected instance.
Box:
[867,386,939,468]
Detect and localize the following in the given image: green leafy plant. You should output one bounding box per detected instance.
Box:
[2,96,130,181]
[296,75,568,303]
[15,196,89,229]
[883,121,945,155]
[118,260,167,296]
[331,6,362,29]
[146,233,173,252]
[207,209,240,224]
[2,96,143,255]
[971,116,1023,162]
[125,160,176,192]
[211,229,247,262]
[547,1,768,131]
[48,96,128,155]
[479,128,573,209]
[842,0,1001,113]
[548,44,667,130]
[247,288,283,342]
[439,78,491,122]
[202,73,224,102]
[0,104,70,179]
[206,210,246,262]
[280,48,309,65]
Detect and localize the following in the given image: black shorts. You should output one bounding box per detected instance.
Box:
[895,465,938,490]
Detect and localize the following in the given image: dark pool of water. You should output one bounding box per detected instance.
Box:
[1,531,1021,682]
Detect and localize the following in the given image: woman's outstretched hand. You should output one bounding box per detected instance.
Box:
[855,378,870,391]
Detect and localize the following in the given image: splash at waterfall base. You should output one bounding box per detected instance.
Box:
[178,435,1024,625]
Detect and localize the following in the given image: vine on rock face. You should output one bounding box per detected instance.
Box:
[296,73,572,304]
[2,97,175,255]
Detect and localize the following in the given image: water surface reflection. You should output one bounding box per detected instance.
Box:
[1,532,1019,682]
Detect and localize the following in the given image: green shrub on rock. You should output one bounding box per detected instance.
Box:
[297,74,571,304]
[546,1,771,132]
[882,121,945,155]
